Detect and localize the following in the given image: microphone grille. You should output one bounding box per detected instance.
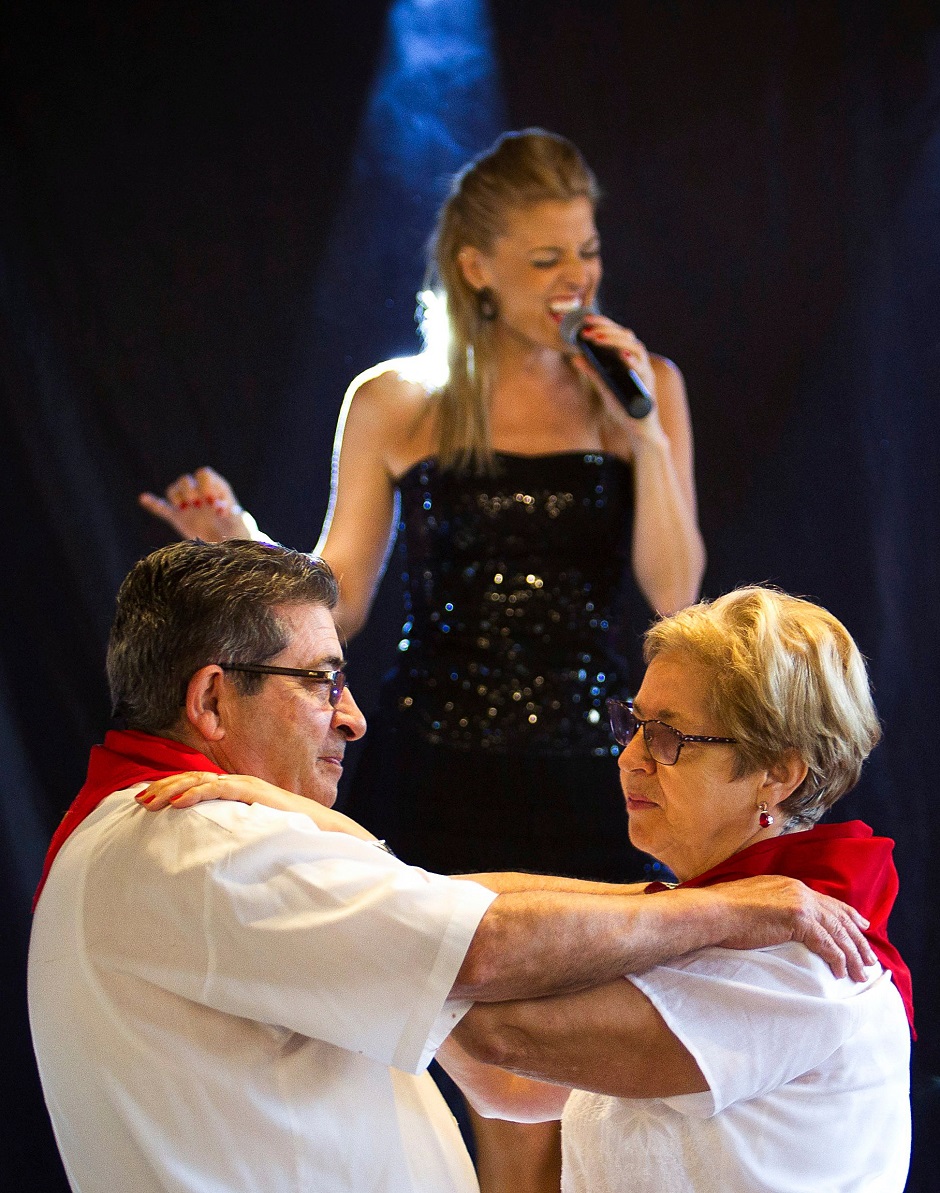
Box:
[559,304,596,346]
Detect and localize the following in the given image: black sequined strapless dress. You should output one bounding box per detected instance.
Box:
[344,450,652,883]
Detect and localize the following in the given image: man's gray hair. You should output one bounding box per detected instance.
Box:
[107,539,338,734]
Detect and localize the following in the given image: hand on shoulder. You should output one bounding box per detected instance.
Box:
[136,770,379,842]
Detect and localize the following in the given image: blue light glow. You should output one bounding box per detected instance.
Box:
[364,0,505,184]
[295,0,506,413]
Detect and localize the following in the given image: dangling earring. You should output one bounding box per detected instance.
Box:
[758,801,775,828]
[476,287,498,321]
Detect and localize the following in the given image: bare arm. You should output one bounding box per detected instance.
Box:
[137,364,430,644]
[580,317,705,614]
[139,780,644,892]
[629,357,706,614]
[451,977,707,1105]
[453,874,876,1002]
[315,365,431,637]
[435,1035,571,1123]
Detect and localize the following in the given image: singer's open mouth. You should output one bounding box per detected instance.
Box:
[548,297,584,323]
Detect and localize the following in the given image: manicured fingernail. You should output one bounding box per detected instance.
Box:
[136,791,154,804]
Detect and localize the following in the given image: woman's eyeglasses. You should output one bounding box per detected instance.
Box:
[606,698,737,766]
[220,663,347,708]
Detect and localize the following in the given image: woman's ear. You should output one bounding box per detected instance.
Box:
[761,748,809,812]
[184,665,227,743]
[456,245,491,292]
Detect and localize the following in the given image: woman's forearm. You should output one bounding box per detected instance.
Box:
[435,1035,568,1123]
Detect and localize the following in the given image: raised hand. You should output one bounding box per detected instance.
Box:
[571,315,673,453]
[138,466,252,541]
[576,314,658,400]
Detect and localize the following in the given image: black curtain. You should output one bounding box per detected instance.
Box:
[2,3,937,1189]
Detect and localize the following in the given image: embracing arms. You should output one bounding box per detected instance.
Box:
[139,772,876,1112]
[141,772,875,1006]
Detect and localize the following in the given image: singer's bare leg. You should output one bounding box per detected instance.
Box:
[469,1109,562,1193]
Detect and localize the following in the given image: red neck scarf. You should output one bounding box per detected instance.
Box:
[33,728,224,909]
[646,821,914,1034]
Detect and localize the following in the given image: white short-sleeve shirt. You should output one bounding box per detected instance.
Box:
[29,786,496,1193]
[561,943,911,1193]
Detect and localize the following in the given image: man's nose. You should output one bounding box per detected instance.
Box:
[333,685,367,740]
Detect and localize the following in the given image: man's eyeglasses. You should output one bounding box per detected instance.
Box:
[220,663,347,708]
[607,698,737,766]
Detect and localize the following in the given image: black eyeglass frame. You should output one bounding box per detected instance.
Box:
[606,697,738,766]
[219,663,347,708]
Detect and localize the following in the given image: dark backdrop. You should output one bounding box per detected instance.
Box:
[2,2,938,1189]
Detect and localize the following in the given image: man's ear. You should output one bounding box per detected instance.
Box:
[184,665,227,743]
[456,245,492,292]
[760,748,809,814]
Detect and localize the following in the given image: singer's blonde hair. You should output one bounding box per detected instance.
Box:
[423,129,601,471]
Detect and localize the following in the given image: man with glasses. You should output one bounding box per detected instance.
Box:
[29,540,876,1193]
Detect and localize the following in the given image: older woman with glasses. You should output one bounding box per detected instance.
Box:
[433,584,913,1192]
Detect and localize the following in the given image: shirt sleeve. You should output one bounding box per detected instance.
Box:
[90,798,496,1075]
[628,943,880,1117]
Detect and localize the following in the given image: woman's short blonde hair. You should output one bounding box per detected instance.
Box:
[644,586,882,828]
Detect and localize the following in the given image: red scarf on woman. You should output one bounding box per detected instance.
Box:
[646,820,914,1034]
[33,728,224,909]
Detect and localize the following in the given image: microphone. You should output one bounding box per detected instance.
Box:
[560,306,653,419]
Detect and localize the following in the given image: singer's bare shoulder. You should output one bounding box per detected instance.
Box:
[337,356,441,476]
[343,357,438,413]
[650,352,683,384]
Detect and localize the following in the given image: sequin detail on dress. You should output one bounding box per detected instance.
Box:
[391,452,635,756]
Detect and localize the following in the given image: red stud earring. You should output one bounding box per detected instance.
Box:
[758,801,774,828]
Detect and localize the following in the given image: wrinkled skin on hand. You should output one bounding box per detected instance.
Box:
[703,873,876,981]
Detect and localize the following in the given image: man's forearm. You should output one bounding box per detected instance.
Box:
[452,885,732,1002]
[452,874,875,1002]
